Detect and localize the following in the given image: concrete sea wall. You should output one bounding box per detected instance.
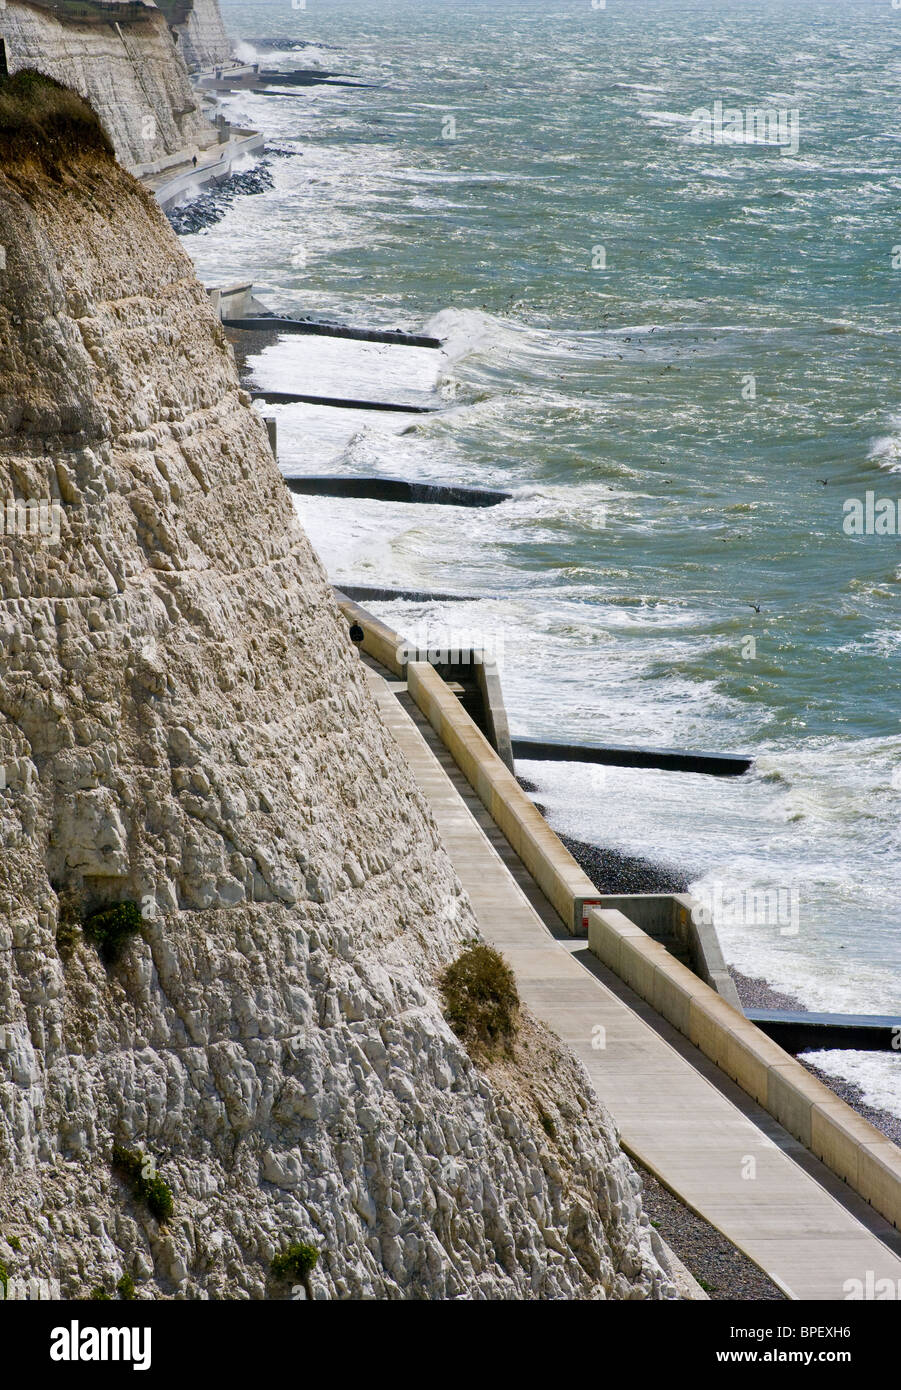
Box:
[587,907,901,1231]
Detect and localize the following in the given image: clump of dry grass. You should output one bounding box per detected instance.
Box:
[440,942,520,1059]
[0,69,113,158]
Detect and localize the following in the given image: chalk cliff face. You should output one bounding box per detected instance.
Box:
[0,1,218,170]
[0,96,677,1299]
[157,0,233,73]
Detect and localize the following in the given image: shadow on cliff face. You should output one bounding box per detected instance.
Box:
[0,69,113,164]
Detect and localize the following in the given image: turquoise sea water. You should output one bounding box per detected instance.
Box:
[187,0,901,1111]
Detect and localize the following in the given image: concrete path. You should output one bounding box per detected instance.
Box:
[144,131,266,211]
[366,665,901,1300]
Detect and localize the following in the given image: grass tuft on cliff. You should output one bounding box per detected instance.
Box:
[440,943,520,1059]
[0,70,114,159]
[270,1242,319,1300]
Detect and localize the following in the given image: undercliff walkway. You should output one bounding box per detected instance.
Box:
[363,659,901,1300]
[142,128,265,211]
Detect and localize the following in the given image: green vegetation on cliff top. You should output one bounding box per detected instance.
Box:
[0,69,113,156]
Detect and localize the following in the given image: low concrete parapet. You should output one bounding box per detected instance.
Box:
[407,661,598,933]
[335,598,515,774]
[586,905,901,1230]
[217,283,252,319]
[594,892,741,1008]
[473,656,514,774]
[334,594,406,678]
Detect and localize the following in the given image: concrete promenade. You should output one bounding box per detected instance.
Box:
[144,129,266,211]
[365,663,901,1300]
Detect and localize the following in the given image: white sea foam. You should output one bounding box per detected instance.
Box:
[425,307,511,365]
[257,400,413,471]
[641,109,699,127]
[802,1051,901,1122]
[233,40,327,68]
[247,334,441,401]
[867,415,901,472]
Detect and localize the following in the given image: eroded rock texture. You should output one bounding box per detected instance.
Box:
[0,116,677,1299]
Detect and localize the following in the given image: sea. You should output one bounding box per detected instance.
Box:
[181,0,901,1116]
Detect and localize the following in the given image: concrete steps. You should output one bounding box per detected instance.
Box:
[653,932,693,967]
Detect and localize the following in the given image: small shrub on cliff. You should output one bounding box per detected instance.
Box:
[112,1145,174,1225]
[83,902,142,964]
[116,1273,136,1301]
[90,1285,110,1301]
[142,1172,173,1223]
[270,1242,319,1300]
[440,943,520,1059]
[0,1262,7,1298]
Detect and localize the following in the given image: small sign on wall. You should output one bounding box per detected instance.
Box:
[575,897,605,936]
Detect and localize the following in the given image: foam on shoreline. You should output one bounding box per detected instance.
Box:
[556,820,901,1146]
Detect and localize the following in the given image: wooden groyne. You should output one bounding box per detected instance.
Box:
[334,583,481,603]
[196,65,375,92]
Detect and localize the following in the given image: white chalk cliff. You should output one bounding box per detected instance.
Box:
[0,88,681,1300]
[156,0,233,73]
[0,0,219,171]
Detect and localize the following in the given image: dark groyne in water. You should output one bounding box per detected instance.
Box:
[286,475,511,506]
[224,316,442,350]
[258,68,375,87]
[512,737,752,777]
[252,391,438,413]
[334,583,482,603]
[746,1009,901,1053]
[198,67,376,92]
